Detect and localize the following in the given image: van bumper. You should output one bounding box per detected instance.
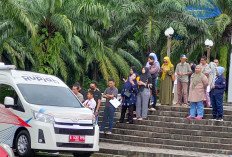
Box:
[29,121,99,152]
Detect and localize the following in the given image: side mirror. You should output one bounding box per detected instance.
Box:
[4,97,14,106]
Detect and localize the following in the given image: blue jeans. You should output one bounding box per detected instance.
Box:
[190,101,204,117]
[210,93,223,116]
[100,106,115,131]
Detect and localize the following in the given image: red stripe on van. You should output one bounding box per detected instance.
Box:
[0,105,31,127]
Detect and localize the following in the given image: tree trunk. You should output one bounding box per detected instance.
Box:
[206,47,211,63]
[167,36,171,58]
[227,31,232,102]
[93,61,97,81]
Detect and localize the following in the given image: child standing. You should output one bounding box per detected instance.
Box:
[210,66,226,121]
[83,91,96,113]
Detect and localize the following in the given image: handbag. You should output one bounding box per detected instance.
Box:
[124,91,131,98]
[171,73,176,82]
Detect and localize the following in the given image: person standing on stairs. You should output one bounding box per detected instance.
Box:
[136,67,152,120]
[147,56,160,110]
[159,57,175,105]
[123,66,140,118]
[200,56,211,107]
[100,78,118,135]
[119,73,138,124]
[187,65,208,119]
[210,66,226,121]
[89,81,102,123]
[175,55,192,107]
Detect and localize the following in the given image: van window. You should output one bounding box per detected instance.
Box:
[0,84,25,112]
[17,84,82,108]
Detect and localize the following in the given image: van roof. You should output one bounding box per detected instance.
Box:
[0,64,67,87]
[10,70,67,87]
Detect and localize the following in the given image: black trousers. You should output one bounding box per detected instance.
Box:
[151,81,157,108]
[119,105,134,123]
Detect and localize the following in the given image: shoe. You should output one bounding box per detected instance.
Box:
[137,118,143,120]
[182,104,188,107]
[126,121,133,124]
[106,131,112,135]
[99,131,104,134]
[195,117,202,120]
[52,152,59,155]
[150,107,156,111]
[209,115,217,120]
[187,116,194,119]
[216,117,223,121]
[176,104,181,107]
[133,117,137,120]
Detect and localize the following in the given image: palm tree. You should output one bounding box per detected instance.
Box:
[99,0,211,67]
[0,0,140,86]
[201,0,232,102]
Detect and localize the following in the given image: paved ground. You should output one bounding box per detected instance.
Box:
[99,142,228,157]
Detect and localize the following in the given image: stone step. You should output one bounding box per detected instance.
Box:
[145,115,232,127]
[98,115,232,129]
[110,128,232,144]
[100,138,231,155]
[156,105,232,115]
[99,110,232,123]
[113,123,232,138]
[99,104,232,115]
[98,142,225,157]
[92,153,126,157]
[147,110,232,120]
[100,133,232,150]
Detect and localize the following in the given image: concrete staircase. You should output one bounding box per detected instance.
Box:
[97,104,232,157]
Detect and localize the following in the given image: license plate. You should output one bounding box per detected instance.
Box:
[69,135,85,142]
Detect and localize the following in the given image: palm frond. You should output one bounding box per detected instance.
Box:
[1,0,37,38]
[117,48,142,69]
[212,13,231,34]
[50,13,72,43]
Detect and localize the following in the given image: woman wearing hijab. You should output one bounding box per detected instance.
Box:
[146,52,160,67]
[136,67,152,120]
[123,66,139,82]
[159,57,174,105]
[210,66,226,121]
[119,73,138,124]
[187,65,208,119]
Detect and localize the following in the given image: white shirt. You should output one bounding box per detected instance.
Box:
[83,98,96,113]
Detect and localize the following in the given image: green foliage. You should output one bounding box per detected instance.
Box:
[0,0,225,91]
[219,44,228,78]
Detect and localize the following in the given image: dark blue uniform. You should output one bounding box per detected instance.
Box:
[210,75,226,117]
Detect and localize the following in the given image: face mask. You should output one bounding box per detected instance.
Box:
[149,62,154,65]
[90,87,95,91]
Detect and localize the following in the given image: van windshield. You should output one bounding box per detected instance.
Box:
[17,84,82,108]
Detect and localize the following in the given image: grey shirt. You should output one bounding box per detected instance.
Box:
[76,93,84,103]
[201,63,211,78]
[104,86,118,107]
[176,62,192,82]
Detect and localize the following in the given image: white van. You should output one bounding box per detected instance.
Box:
[0,65,99,157]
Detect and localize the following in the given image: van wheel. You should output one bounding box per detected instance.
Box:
[73,152,92,157]
[15,130,35,157]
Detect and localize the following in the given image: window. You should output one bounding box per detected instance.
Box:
[0,84,24,112]
[17,84,82,108]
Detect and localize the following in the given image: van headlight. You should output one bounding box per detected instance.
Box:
[33,111,54,124]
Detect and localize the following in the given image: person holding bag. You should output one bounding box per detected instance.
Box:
[119,73,138,124]
[159,57,175,105]
[136,67,152,120]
